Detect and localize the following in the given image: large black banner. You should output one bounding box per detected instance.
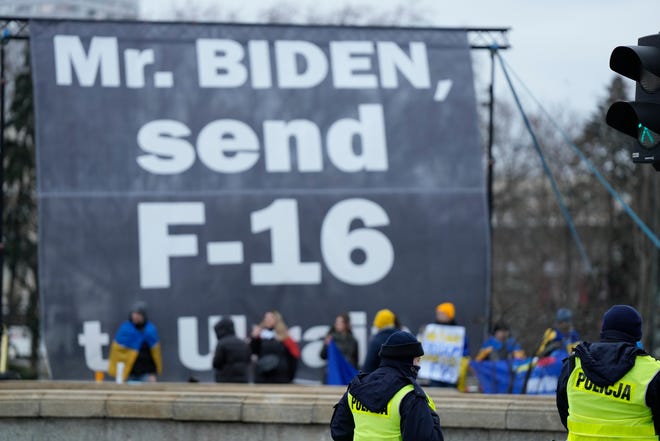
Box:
[31,19,490,381]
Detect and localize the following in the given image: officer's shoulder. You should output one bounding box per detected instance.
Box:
[409,381,427,398]
[561,352,577,371]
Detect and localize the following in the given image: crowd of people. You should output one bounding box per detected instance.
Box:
[331,305,658,441]
[105,300,584,387]
[105,300,659,439]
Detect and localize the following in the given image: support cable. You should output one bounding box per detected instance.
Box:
[498,55,660,250]
[495,50,593,272]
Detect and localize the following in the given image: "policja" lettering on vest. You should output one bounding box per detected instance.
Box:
[575,372,632,401]
[350,395,388,416]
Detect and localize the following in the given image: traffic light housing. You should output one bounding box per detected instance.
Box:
[606,33,660,170]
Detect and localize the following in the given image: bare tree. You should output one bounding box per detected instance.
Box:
[577,76,660,352]
[156,1,434,26]
[3,46,39,375]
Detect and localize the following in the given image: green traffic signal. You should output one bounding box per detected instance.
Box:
[607,34,660,164]
[638,123,659,148]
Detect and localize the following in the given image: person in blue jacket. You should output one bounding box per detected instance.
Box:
[536,308,580,357]
[475,321,526,361]
[330,331,444,441]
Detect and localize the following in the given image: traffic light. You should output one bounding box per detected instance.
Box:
[606,33,660,170]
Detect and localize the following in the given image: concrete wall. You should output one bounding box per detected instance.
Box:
[0,382,567,441]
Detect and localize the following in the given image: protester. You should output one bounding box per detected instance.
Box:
[556,305,660,439]
[362,309,399,373]
[435,302,470,356]
[250,310,300,383]
[470,320,527,394]
[475,321,525,361]
[330,330,444,441]
[212,317,251,383]
[418,302,470,388]
[536,307,580,357]
[320,312,359,383]
[108,301,162,382]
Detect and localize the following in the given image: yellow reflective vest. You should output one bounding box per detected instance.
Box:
[567,355,660,440]
[348,384,436,441]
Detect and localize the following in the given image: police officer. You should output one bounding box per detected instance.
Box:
[330,330,444,441]
[556,305,660,440]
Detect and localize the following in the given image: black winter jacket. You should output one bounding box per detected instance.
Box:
[250,333,297,383]
[557,341,660,434]
[212,319,251,383]
[330,358,443,441]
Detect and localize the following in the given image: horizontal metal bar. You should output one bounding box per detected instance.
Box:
[0,16,510,49]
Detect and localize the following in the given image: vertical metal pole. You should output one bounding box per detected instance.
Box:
[486,46,496,331]
[487,47,496,221]
[653,174,660,356]
[0,39,5,374]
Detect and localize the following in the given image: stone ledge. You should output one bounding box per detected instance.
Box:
[106,393,177,419]
[172,396,243,421]
[439,399,507,429]
[505,399,564,431]
[0,381,564,433]
[242,395,315,423]
[40,392,107,418]
[0,395,40,417]
[312,400,334,424]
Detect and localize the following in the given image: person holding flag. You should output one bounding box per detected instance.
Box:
[320,313,359,385]
[108,301,162,382]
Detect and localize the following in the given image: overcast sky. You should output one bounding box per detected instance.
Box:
[140,0,660,119]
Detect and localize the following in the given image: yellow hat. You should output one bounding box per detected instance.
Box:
[436,302,455,321]
[373,309,395,329]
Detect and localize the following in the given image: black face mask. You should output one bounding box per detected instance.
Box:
[410,364,421,378]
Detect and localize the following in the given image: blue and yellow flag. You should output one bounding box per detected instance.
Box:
[470,353,565,394]
[108,320,162,380]
[326,340,358,385]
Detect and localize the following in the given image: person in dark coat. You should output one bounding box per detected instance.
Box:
[556,305,660,439]
[330,330,444,441]
[362,309,398,373]
[320,312,359,383]
[212,317,251,383]
[250,310,300,383]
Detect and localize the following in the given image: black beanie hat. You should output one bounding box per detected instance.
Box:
[600,305,642,343]
[379,331,424,359]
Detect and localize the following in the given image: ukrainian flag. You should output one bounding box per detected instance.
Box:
[108,320,162,380]
[326,340,358,385]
